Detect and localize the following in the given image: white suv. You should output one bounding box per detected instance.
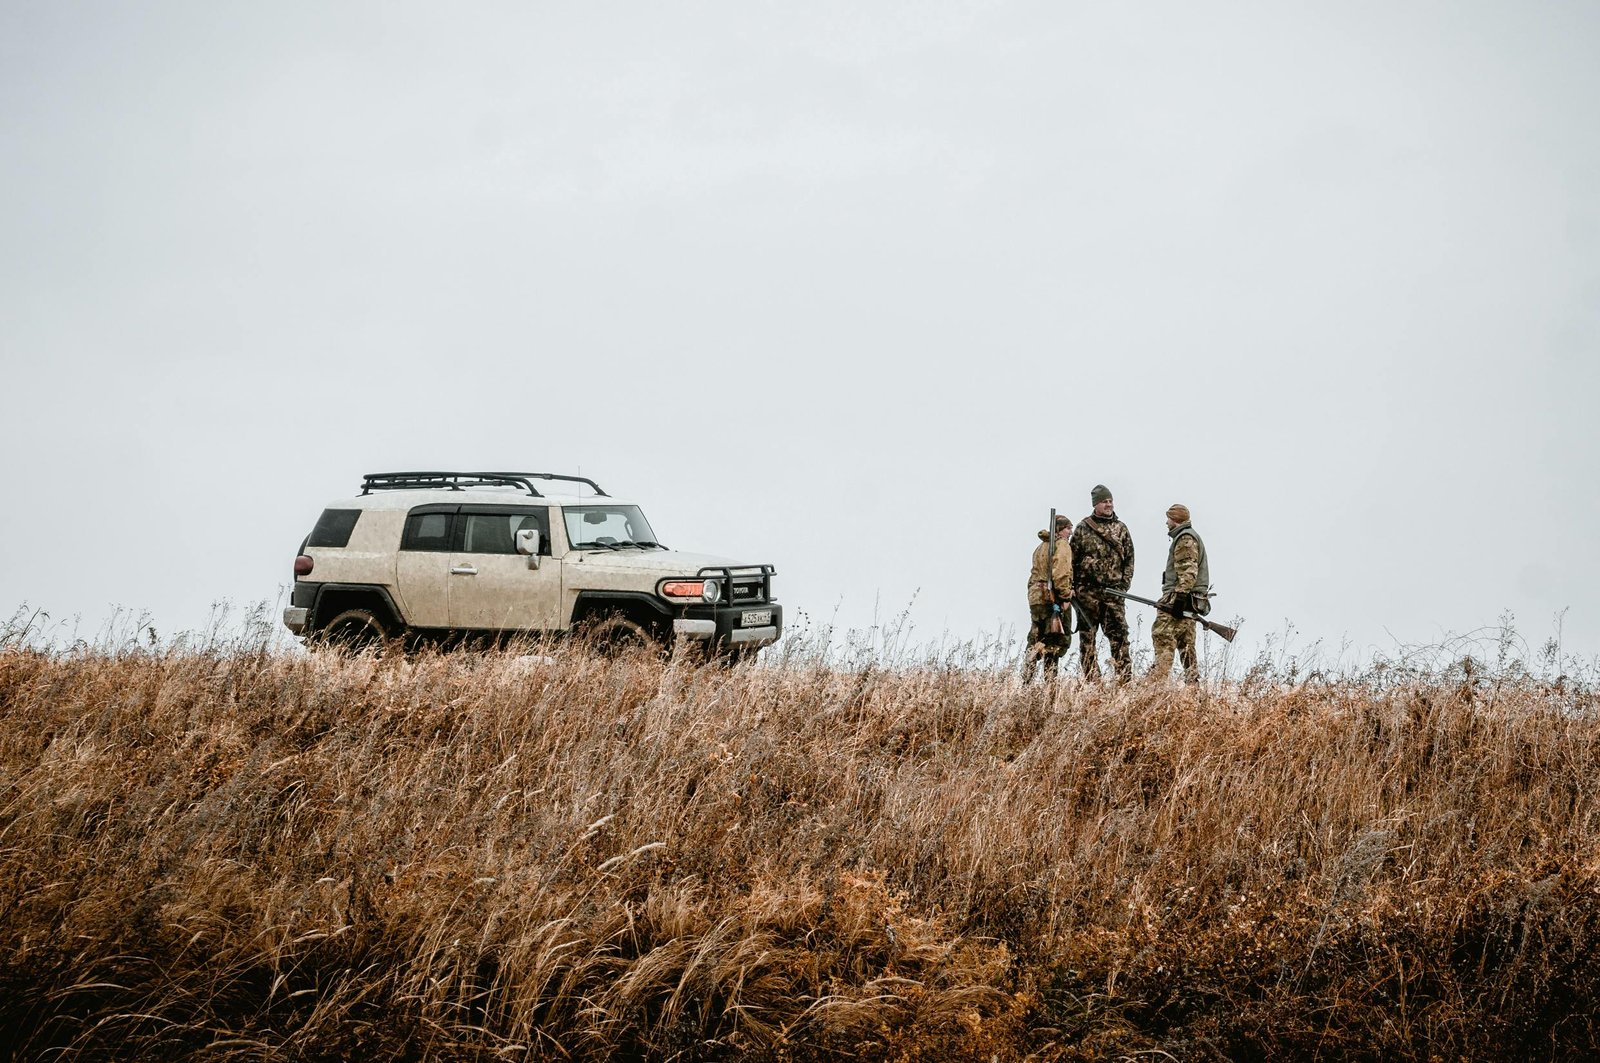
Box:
[283,471,781,656]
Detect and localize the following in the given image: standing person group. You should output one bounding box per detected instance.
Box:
[1024,484,1212,683]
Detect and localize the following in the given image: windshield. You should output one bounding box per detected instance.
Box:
[562,504,661,550]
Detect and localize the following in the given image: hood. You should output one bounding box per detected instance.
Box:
[563,547,758,576]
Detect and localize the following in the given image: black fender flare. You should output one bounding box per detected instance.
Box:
[306,584,406,633]
[570,591,674,638]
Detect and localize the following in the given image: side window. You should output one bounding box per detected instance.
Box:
[461,509,550,555]
[307,508,361,548]
[402,511,455,552]
[461,514,517,555]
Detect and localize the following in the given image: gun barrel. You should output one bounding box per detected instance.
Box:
[1103,588,1160,609]
[1106,588,1241,641]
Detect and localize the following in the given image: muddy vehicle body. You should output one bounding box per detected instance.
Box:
[283,472,781,656]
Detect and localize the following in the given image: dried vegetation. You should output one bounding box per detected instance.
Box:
[2,627,1600,1060]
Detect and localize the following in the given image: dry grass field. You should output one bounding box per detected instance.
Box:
[3,624,1599,1060]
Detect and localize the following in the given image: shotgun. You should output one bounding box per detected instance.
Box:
[1046,509,1067,635]
[1104,588,1239,642]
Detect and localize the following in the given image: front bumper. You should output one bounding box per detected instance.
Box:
[672,602,783,648]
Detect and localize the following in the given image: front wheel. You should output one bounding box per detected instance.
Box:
[579,614,664,659]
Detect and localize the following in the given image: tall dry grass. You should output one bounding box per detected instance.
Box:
[2,632,1599,1060]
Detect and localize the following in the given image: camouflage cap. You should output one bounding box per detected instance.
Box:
[1091,484,1112,503]
[1167,503,1190,523]
[1054,514,1072,530]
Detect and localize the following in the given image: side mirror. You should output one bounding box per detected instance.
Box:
[516,528,542,569]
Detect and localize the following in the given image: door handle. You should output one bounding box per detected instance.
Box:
[450,564,478,575]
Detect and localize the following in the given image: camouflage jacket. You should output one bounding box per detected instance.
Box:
[1161,523,1209,597]
[1028,530,1074,607]
[1071,513,1134,592]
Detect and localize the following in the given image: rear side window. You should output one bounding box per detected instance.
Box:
[307,509,361,548]
[402,511,455,551]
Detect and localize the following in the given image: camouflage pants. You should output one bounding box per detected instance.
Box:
[1024,604,1070,682]
[1075,591,1132,682]
[1151,610,1198,682]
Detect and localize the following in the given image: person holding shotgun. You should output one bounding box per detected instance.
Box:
[1150,503,1209,683]
[1105,505,1238,675]
[1024,512,1074,684]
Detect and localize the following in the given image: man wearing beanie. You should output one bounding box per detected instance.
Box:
[1024,513,1074,683]
[1069,484,1135,682]
[1151,503,1210,683]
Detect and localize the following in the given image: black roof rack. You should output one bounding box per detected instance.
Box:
[360,471,608,498]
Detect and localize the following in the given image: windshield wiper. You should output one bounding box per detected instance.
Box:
[571,540,622,551]
[631,540,666,550]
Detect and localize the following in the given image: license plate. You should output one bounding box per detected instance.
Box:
[740,610,772,627]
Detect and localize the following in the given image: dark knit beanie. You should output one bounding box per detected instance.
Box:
[1091,484,1112,504]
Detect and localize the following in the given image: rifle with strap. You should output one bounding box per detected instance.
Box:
[1104,588,1239,642]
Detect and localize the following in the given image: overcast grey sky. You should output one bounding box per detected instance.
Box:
[2,1,1597,667]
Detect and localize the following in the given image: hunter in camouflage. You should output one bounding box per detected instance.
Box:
[1150,502,1210,683]
[1024,514,1074,683]
[1070,484,1135,682]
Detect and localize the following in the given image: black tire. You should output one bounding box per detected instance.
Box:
[580,614,663,659]
[316,608,398,655]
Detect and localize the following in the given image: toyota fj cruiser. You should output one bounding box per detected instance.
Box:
[282,471,781,656]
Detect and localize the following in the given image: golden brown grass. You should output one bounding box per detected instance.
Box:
[2,639,1599,1060]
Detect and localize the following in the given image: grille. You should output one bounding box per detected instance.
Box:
[697,565,775,606]
[729,579,765,603]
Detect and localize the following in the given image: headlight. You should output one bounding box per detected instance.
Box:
[660,579,721,604]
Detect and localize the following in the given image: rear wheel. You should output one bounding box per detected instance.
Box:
[317,608,398,655]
